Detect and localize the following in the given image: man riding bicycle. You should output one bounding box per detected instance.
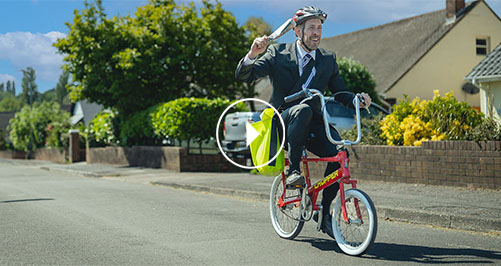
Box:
[235,6,371,238]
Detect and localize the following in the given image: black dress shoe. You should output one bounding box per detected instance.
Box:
[285,170,305,189]
[313,211,319,223]
[322,214,335,240]
[314,211,335,240]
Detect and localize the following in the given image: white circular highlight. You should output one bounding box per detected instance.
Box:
[215,98,286,170]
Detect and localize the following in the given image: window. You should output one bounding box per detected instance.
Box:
[476,37,490,56]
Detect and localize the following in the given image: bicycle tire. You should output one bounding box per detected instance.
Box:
[269,174,304,239]
[332,189,377,256]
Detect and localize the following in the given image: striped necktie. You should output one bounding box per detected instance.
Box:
[302,54,312,72]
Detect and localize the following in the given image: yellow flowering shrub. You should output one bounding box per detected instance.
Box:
[380,113,402,145]
[423,91,483,140]
[380,96,438,146]
[400,115,445,146]
[380,90,479,146]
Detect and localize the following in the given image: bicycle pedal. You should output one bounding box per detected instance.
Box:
[285,183,305,190]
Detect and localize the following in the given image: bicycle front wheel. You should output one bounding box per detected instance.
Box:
[269,174,304,239]
[332,189,377,256]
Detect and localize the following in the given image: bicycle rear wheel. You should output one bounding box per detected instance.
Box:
[269,174,304,239]
[332,189,377,256]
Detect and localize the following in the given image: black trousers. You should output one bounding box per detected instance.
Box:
[281,103,342,217]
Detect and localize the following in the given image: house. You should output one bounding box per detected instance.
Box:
[465,43,501,119]
[319,0,501,108]
[70,99,104,126]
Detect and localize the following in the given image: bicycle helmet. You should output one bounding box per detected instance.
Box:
[292,6,327,52]
[292,6,327,27]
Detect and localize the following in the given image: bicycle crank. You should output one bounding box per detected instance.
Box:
[300,188,313,221]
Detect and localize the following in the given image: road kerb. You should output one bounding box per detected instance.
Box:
[39,166,103,178]
[152,181,501,234]
[151,182,269,201]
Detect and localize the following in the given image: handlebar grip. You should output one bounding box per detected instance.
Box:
[356,94,364,104]
[284,90,307,103]
[357,93,370,114]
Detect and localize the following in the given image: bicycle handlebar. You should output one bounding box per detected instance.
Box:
[284,89,310,103]
[283,89,363,146]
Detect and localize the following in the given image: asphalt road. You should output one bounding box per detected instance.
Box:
[1,162,500,265]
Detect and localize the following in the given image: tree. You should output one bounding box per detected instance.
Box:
[54,0,248,116]
[0,94,23,112]
[8,102,70,151]
[11,81,16,96]
[55,71,70,104]
[6,81,11,95]
[40,89,57,103]
[244,16,272,40]
[5,81,16,96]
[0,83,4,102]
[20,67,39,106]
[336,57,382,105]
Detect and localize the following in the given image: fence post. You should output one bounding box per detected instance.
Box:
[69,129,80,163]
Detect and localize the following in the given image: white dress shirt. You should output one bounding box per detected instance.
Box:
[296,41,316,77]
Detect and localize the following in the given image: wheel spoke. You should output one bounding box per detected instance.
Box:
[332,189,377,256]
[270,175,304,239]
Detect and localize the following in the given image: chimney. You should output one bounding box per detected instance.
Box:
[446,0,465,19]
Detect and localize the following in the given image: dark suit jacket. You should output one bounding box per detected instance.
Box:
[235,41,354,111]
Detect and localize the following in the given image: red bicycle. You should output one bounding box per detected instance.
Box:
[269,90,377,256]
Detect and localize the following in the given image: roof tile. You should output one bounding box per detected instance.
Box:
[466,43,501,79]
[320,1,478,93]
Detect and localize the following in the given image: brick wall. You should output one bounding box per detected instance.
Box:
[86,146,129,166]
[0,150,26,159]
[1,148,69,163]
[339,141,500,189]
[34,148,67,163]
[30,140,501,189]
[180,153,247,172]
[87,146,246,172]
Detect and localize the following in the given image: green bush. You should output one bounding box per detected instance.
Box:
[46,118,71,149]
[8,102,71,151]
[465,117,501,141]
[120,105,161,146]
[0,94,23,112]
[341,113,386,145]
[151,97,246,152]
[423,91,484,140]
[87,110,120,147]
[336,57,381,105]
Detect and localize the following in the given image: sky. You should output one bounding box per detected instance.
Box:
[0,0,500,94]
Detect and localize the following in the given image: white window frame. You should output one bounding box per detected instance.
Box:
[476,36,490,56]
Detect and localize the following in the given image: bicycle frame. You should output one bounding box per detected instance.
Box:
[277,151,360,223]
[277,91,366,224]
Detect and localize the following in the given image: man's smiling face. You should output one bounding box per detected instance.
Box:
[297,18,322,51]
